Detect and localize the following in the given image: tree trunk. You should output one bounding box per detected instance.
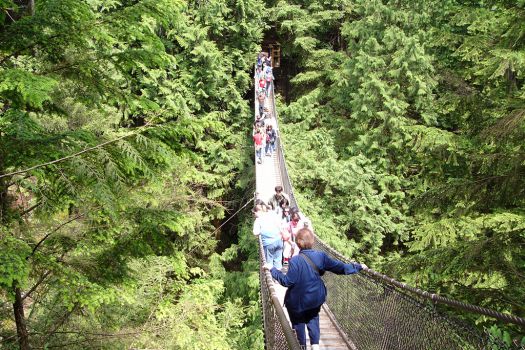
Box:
[506,67,517,94]
[13,286,31,350]
[0,176,7,224]
[0,139,6,223]
[28,0,35,16]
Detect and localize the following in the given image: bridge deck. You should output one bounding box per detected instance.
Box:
[256,88,352,350]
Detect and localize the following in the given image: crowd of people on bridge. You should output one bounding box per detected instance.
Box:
[253,186,308,269]
[252,185,367,350]
[252,54,367,350]
[253,52,276,164]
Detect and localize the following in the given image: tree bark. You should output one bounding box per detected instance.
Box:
[27,0,35,16]
[0,144,8,224]
[13,285,31,350]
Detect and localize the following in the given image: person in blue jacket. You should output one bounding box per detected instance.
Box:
[264,228,366,350]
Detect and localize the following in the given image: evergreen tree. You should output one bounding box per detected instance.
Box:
[271,0,525,340]
[0,0,265,348]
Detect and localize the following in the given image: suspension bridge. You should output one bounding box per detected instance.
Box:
[254,73,525,350]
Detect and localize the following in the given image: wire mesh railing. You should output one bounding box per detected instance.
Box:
[258,235,302,350]
[314,243,510,350]
[264,68,525,349]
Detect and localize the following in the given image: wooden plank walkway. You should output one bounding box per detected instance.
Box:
[272,282,354,350]
[255,87,353,350]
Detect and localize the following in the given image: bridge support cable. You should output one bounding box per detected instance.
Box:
[259,67,525,349]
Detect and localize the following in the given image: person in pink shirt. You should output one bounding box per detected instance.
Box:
[253,130,264,164]
[288,212,304,241]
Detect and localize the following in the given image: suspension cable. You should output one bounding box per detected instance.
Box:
[212,196,254,235]
[0,120,163,179]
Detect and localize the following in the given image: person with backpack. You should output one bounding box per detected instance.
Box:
[264,228,367,350]
[265,125,276,156]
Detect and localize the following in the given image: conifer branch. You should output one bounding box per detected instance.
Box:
[19,201,42,217]
[28,213,85,259]
[21,270,51,301]
[0,122,159,179]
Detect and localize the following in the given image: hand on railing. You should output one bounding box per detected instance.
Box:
[263,263,273,271]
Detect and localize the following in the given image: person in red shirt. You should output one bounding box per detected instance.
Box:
[253,129,264,164]
[259,78,266,93]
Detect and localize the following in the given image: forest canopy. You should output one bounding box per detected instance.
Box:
[273,0,525,342]
[0,0,264,348]
[1,0,524,349]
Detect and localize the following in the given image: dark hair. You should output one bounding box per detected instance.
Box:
[291,212,300,221]
[275,185,283,193]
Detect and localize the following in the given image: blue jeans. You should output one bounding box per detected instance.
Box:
[264,239,283,269]
[265,141,275,155]
[290,309,320,347]
[255,147,262,162]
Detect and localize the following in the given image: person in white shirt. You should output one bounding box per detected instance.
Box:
[253,204,283,269]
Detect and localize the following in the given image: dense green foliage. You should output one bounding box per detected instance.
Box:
[0,0,264,348]
[2,0,524,348]
[272,0,524,340]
